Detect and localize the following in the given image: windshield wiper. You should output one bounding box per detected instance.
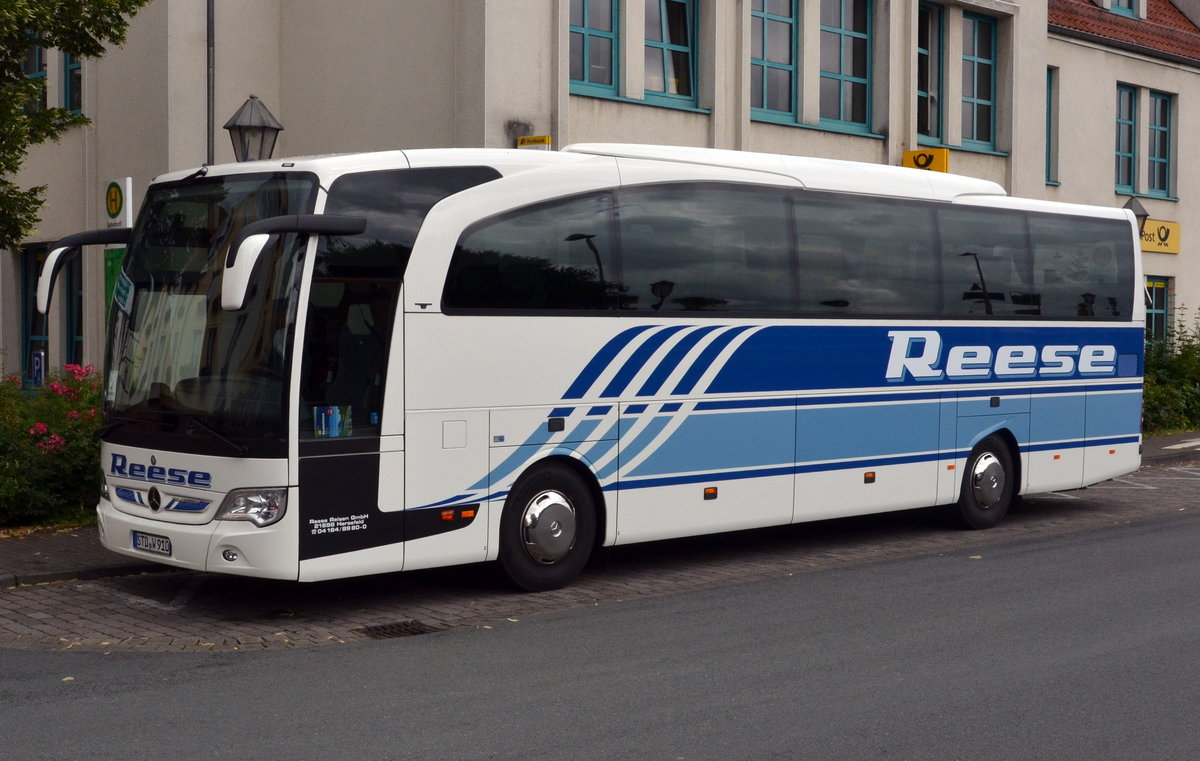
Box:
[95,413,156,440]
[181,413,248,456]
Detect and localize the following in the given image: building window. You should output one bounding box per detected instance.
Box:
[1111,0,1137,18]
[20,245,49,384]
[1115,85,1137,194]
[1148,91,1171,197]
[63,53,82,113]
[917,3,943,141]
[961,14,995,150]
[644,0,696,104]
[570,0,619,96]
[64,255,84,364]
[1046,67,1059,184]
[819,0,871,129]
[1145,276,1170,340]
[750,0,797,116]
[21,40,46,113]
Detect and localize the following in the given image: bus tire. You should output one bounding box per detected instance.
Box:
[953,436,1014,530]
[499,462,596,592]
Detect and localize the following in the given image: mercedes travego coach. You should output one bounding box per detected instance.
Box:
[38,144,1143,590]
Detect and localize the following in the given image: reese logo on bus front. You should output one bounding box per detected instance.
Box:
[109,453,212,489]
[884,330,1118,382]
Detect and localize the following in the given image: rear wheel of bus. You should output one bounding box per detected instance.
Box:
[953,435,1015,529]
[499,462,597,591]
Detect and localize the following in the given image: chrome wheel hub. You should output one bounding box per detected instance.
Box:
[970,452,1006,508]
[520,490,577,564]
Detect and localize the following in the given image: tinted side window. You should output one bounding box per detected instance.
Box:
[1028,214,1133,319]
[319,166,502,278]
[444,193,616,311]
[792,192,938,315]
[616,183,795,312]
[939,208,1035,317]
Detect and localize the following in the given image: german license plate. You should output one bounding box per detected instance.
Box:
[131,530,172,557]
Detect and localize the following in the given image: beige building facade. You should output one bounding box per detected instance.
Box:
[5,0,1198,378]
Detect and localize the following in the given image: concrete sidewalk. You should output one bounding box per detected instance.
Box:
[2,432,1198,590]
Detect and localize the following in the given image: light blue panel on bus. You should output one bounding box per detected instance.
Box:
[794,400,939,464]
[1083,389,1142,439]
[625,407,796,478]
[1029,392,1086,443]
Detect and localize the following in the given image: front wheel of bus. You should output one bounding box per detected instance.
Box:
[499,463,596,592]
[954,436,1014,530]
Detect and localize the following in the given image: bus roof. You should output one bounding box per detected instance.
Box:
[563,143,1008,201]
[152,143,1006,203]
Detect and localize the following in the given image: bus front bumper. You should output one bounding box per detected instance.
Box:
[96,499,299,580]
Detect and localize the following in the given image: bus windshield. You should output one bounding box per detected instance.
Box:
[104,172,318,457]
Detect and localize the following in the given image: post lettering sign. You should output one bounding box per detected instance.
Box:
[1140,219,1180,255]
[902,148,949,173]
[517,135,552,150]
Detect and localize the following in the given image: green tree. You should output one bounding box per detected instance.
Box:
[0,0,151,250]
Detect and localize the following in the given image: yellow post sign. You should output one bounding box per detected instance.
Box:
[902,148,950,173]
[1140,220,1181,254]
[516,135,552,150]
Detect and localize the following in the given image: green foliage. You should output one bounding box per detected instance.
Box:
[1143,311,1200,434]
[0,363,103,526]
[0,0,151,249]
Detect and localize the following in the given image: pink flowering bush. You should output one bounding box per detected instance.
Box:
[0,363,104,526]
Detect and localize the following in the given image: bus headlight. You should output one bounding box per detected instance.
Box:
[216,488,287,527]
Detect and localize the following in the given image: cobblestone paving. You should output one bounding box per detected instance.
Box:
[2,463,1197,653]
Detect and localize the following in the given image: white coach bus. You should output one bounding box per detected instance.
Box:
[39,144,1143,590]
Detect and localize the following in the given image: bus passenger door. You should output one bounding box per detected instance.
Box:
[296,279,405,580]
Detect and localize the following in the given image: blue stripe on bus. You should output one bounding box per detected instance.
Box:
[561,325,656,399]
[672,326,754,395]
[469,425,557,491]
[600,325,689,398]
[636,325,723,396]
[597,416,672,480]
[549,407,575,418]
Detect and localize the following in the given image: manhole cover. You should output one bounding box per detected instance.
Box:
[356,620,443,639]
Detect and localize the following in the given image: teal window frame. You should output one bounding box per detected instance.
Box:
[1145,276,1169,340]
[819,0,873,132]
[750,0,798,122]
[1111,0,1137,18]
[1115,85,1137,194]
[1045,67,1059,185]
[1148,91,1171,198]
[63,52,82,113]
[917,3,943,142]
[570,0,620,97]
[961,13,996,151]
[644,0,698,107]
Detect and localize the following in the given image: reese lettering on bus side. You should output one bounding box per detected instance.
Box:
[885,330,1117,382]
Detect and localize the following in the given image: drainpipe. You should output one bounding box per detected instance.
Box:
[207,0,214,165]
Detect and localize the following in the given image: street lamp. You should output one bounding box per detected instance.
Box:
[223,95,284,162]
[1123,196,1149,236]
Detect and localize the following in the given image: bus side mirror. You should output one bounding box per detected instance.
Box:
[221,214,367,311]
[37,228,132,314]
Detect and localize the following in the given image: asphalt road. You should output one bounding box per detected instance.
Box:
[2,471,1198,760]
